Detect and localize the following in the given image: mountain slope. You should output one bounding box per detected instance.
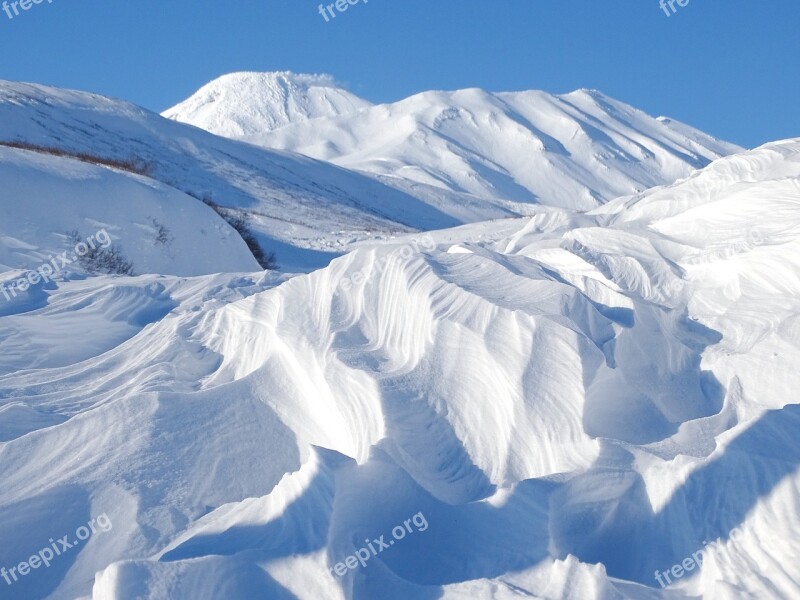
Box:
[0,145,261,279]
[166,74,742,212]
[245,87,741,211]
[1,139,797,599]
[0,78,742,278]
[0,80,455,273]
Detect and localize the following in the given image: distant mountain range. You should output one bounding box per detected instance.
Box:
[165,71,742,216]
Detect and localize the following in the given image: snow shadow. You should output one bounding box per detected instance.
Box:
[551,403,800,586]
[0,485,91,600]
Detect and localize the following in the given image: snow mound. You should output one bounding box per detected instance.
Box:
[0,146,260,277]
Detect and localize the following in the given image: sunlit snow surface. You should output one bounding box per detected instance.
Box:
[0,140,799,599]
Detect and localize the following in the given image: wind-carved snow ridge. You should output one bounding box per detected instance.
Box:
[1,139,798,598]
[103,139,800,598]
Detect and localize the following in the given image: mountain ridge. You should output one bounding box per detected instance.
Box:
[165,72,743,212]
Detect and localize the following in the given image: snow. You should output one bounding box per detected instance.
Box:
[1,72,798,600]
[0,146,260,277]
[1,76,742,274]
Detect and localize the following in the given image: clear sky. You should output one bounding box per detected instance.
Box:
[0,0,797,148]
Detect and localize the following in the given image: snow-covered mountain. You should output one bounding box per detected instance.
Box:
[0,77,741,278]
[167,73,742,214]
[0,80,456,273]
[1,137,798,599]
[163,72,371,138]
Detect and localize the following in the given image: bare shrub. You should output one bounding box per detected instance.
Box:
[66,230,135,276]
[196,195,279,270]
[150,218,173,246]
[0,140,153,176]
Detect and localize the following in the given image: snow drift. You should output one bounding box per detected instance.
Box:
[1,139,798,599]
[0,145,260,278]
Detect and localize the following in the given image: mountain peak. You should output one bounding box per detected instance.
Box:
[162,71,371,137]
[200,70,340,90]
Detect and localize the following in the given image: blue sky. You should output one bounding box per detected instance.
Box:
[0,0,797,148]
